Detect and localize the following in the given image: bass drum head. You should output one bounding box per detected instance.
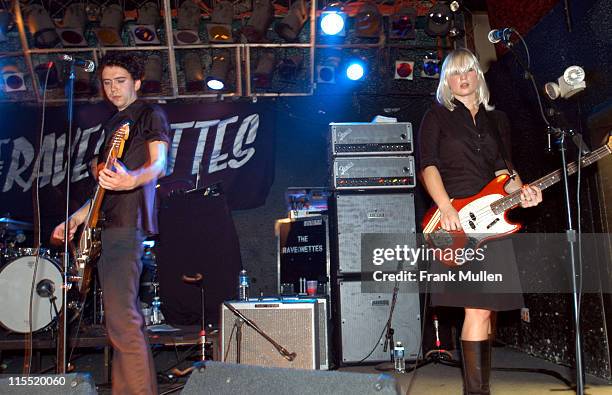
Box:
[0,255,64,333]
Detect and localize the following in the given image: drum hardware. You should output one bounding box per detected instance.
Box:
[36,279,61,318]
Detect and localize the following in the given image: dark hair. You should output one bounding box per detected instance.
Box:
[98,52,145,81]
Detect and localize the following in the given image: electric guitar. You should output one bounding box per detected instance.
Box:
[72,122,131,298]
[422,135,612,267]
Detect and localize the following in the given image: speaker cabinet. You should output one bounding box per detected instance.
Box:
[221,300,321,369]
[0,374,96,394]
[182,361,400,395]
[338,279,421,363]
[335,193,416,274]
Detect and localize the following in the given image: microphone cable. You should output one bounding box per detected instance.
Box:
[24,61,53,375]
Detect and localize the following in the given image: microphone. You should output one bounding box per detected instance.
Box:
[61,54,96,73]
[488,28,513,44]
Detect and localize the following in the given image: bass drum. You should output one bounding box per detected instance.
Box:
[0,255,64,333]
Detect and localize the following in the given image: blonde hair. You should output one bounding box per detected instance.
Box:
[436,48,494,111]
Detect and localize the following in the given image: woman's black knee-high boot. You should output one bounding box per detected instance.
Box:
[461,340,491,395]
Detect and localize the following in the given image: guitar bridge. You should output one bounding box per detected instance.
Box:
[429,228,452,248]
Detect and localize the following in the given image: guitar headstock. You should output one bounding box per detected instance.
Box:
[111,122,131,158]
[607,133,612,150]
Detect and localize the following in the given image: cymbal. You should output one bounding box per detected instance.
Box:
[0,217,33,231]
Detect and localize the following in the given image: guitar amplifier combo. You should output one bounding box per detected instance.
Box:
[330,122,413,156]
[221,299,330,370]
[332,156,416,190]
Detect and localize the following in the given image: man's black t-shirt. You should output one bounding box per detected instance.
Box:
[100,100,170,235]
[418,100,512,199]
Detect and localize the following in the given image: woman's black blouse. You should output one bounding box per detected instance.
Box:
[418,100,513,199]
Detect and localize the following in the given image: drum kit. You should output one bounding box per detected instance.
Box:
[0,217,164,335]
[0,217,69,334]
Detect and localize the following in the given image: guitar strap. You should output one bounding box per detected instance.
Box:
[484,111,516,177]
[461,109,516,177]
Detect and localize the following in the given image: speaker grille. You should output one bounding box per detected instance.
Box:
[336,193,416,273]
[339,280,421,363]
[222,301,317,369]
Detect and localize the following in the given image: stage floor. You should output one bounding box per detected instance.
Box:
[341,347,612,395]
[1,326,611,394]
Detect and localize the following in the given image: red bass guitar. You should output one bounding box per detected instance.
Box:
[422,135,612,267]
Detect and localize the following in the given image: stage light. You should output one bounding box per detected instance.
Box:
[346,61,365,81]
[95,4,124,46]
[253,51,276,89]
[389,7,416,40]
[317,55,340,84]
[320,10,346,36]
[141,55,162,94]
[206,51,230,90]
[448,26,464,39]
[137,2,161,25]
[275,0,307,42]
[0,9,14,42]
[130,2,161,45]
[425,2,452,37]
[56,3,87,47]
[242,0,274,42]
[355,1,381,38]
[278,55,303,80]
[206,0,234,43]
[544,65,586,100]
[422,54,440,79]
[394,60,414,80]
[449,1,462,13]
[34,62,61,89]
[183,52,205,92]
[175,0,201,45]
[1,64,26,92]
[317,65,335,83]
[24,4,60,48]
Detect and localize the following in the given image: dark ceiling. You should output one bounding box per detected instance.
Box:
[463,0,489,12]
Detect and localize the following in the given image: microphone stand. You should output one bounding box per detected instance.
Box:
[235,318,244,364]
[57,60,77,375]
[223,302,297,362]
[498,34,584,395]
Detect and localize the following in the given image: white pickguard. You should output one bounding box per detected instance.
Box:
[458,194,515,237]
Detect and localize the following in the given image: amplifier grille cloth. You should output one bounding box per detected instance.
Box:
[222,305,316,370]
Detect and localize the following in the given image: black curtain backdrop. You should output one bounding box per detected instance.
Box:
[157,192,241,326]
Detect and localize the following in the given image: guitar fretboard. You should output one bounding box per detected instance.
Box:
[491,142,611,215]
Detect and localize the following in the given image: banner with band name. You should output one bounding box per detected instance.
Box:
[0,100,275,221]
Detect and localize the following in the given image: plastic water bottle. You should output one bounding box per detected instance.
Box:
[394,341,405,373]
[238,269,250,301]
[151,296,162,324]
[150,283,164,325]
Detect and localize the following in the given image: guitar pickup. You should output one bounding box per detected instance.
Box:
[486,218,500,229]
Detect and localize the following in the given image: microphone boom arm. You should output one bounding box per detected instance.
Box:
[223,302,297,362]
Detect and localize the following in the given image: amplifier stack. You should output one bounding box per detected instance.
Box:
[328,122,421,364]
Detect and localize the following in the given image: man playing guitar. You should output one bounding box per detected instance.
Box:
[52,52,169,395]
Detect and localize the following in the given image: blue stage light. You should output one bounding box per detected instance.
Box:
[346,62,365,81]
[320,11,346,36]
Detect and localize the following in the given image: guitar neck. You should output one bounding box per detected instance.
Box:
[84,150,116,229]
[492,143,612,214]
